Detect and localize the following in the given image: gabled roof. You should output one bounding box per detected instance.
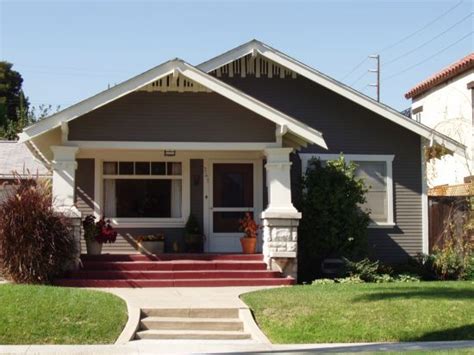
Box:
[0,141,50,178]
[198,39,465,154]
[405,53,474,99]
[19,59,327,149]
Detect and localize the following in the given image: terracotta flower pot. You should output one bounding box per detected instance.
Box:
[240,237,257,254]
[86,239,103,255]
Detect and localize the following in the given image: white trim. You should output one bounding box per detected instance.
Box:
[19,59,327,149]
[67,141,279,151]
[20,60,178,140]
[96,156,190,228]
[198,40,465,154]
[421,138,429,254]
[205,159,263,253]
[109,219,186,229]
[299,153,395,228]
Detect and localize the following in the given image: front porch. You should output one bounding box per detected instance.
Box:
[51,145,302,280]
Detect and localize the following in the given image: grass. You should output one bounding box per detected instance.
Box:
[0,284,128,344]
[241,281,474,344]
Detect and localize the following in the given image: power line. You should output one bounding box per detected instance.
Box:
[343,1,465,85]
[384,31,473,81]
[350,69,369,86]
[384,12,473,66]
[379,0,465,53]
[341,57,369,80]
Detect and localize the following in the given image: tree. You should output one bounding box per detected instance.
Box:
[298,155,371,282]
[0,61,30,140]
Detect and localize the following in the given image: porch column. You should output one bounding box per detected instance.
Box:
[51,146,81,266]
[261,148,301,280]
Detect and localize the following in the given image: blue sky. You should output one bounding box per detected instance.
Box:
[0,0,472,111]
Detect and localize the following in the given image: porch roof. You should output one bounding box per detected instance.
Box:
[19,59,327,150]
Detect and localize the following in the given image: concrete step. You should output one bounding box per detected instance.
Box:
[81,253,263,262]
[80,260,267,271]
[69,270,281,280]
[135,329,251,340]
[140,317,243,331]
[141,308,239,319]
[54,277,295,288]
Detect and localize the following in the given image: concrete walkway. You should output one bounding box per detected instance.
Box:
[102,286,274,309]
[1,340,473,354]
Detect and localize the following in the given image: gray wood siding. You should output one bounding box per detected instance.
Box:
[68,92,276,142]
[75,159,95,217]
[220,76,422,262]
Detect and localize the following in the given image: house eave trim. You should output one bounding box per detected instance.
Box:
[197,40,465,154]
[19,57,327,149]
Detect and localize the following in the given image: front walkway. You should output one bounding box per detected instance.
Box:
[103,286,273,309]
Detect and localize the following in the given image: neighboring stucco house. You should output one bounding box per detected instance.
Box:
[405,53,473,188]
[0,140,51,203]
[18,40,464,273]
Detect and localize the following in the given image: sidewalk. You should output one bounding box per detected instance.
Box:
[0,340,473,354]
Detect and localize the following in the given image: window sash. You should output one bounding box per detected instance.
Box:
[299,154,394,227]
[102,160,184,221]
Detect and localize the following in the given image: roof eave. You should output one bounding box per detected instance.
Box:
[197,40,465,153]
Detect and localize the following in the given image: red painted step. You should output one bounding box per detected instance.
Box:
[53,277,295,288]
[54,254,294,288]
[81,253,264,262]
[81,260,268,271]
[68,270,281,280]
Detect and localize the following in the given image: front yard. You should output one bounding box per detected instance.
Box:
[241,281,474,344]
[0,284,127,344]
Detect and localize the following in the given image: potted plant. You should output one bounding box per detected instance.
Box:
[184,214,204,253]
[137,234,165,254]
[82,215,117,255]
[239,212,260,254]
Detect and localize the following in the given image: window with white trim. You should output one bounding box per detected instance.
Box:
[103,161,182,218]
[300,154,395,227]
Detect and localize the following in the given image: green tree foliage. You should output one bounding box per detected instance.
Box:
[0,61,30,140]
[298,155,371,282]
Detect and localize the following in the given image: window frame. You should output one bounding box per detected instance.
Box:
[99,159,190,228]
[299,153,395,228]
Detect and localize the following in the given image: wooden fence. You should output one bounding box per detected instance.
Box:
[428,196,470,253]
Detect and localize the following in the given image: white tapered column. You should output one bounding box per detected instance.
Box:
[51,145,81,218]
[261,148,301,280]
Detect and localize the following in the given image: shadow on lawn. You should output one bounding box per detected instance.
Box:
[407,324,474,341]
[352,286,474,302]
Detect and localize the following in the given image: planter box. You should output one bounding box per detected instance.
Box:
[138,241,165,255]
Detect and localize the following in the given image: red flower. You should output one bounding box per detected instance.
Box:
[239,212,261,239]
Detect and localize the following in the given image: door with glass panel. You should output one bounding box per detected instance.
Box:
[209,162,255,252]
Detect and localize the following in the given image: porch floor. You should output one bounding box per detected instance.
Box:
[54,254,295,288]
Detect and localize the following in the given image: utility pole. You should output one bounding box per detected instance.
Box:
[368,54,380,102]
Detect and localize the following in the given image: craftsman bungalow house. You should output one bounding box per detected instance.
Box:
[18,40,463,285]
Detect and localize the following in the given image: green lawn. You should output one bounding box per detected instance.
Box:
[241,281,474,344]
[0,284,128,344]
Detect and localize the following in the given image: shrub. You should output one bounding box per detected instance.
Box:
[0,178,75,284]
[396,273,421,282]
[341,257,380,282]
[298,155,371,282]
[311,278,335,285]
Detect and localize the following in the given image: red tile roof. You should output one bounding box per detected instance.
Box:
[405,53,474,99]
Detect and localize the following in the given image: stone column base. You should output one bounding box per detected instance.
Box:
[66,216,82,271]
[261,216,300,280]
